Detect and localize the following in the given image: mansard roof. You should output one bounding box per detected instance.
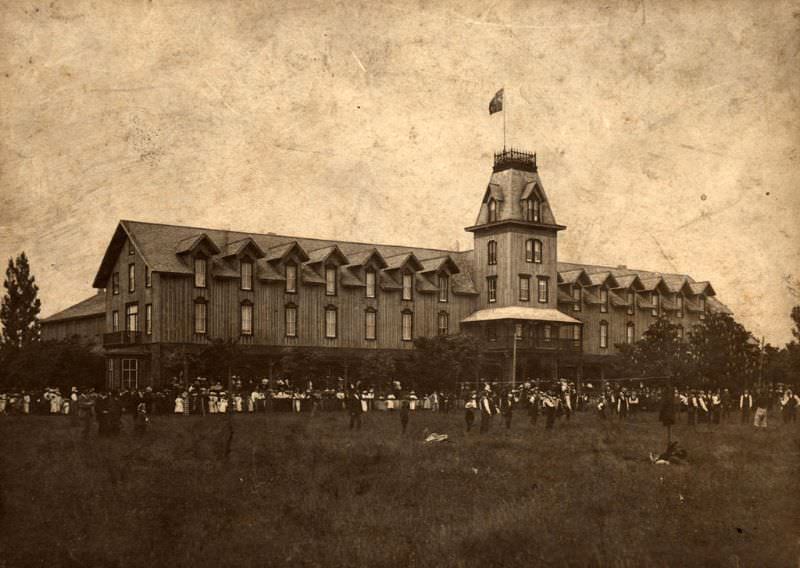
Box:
[42,293,105,323]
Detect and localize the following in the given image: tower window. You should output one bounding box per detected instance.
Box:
[487,276,497,303]
[402,273,413,301]
[600,320,609,348]
[537,276,549,304]
[488,199,498,223]
[525,239,543,263]
[487,240,497,265]
[524,198,541,222]
[438,275,449,303]
[519,275,530,302]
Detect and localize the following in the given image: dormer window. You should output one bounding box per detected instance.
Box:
[599,288,608,313]
[699,296,706,320]
[438,275,449,303]
[572,286,582,312]
[325,265,337,296]
[402,273,413,301]
[194,257,207,289]
[487,240,497,265]
[524,198,541,222]
[626,291,635,315]
[677,295,684,318]
[652,293,660,317]
[488,199,498,223]
[365,269,377,298]
[285,263,297,294]
[240,260,253,291]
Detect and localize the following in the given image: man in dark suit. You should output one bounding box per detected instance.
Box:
[347,389,363,431]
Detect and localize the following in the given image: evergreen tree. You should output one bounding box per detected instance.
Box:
[1,252,42,351]
[688,312,760,390]
[615,316,692,382]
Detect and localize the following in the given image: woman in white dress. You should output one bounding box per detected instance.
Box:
[217,393,228,414]
[208,391,218,414]
[174,393,185,414]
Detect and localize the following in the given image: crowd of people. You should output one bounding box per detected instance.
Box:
[0,377,797,436]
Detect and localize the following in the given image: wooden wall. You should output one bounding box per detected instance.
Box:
[41,315,105,344]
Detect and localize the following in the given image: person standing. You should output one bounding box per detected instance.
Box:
[348,389,363,431]
[501,392,514,429]
[721,388,732,423]
[544,392,557,430]
[528,390,540,426]
[780,389,797,424]
[479,392,493,434]
[617,390,629,421]
[400,398,410,434]
[464,394,477,432]
[711,390,722,424]
[753,390,769,428]
[77,390,96,437]
[739,389,753,424]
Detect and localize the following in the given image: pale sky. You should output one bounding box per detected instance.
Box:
[1,0,798,345]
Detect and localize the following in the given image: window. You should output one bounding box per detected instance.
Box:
[626,291,635,315]
[401,311,413,341]
[325,266,337,296]
[626,322,635,345]
[285,263,297,293]
[438,275,449,303]
[112,272,119,295]
[572,286,582,312]
[106,359,114,387]
[525,239,542,263]
[240,301,253,335]
[519,275,530,302]
[487,276,497,303]
[677,295,684,318]
[542,324,552,340]
[128,264,136,293]
[652,293,660,317]
[194,300,207,334]
[402,273,413,301]
[537,277,549,304]
[487,240,497,265]
[524,198,541,222]
[128,241,134,256]
[365,270,376,298]
[241,261,253,291]
[572,325,582,342]
[285,304,297,338]
[365,308,377,340]
[145,304,152,335]
[437,312,449,336]
[699,296,706,320]
[112,310,119,332]
[488,199,498,222]
[325,306,337,338]
[600,288,608,313]
[677,324,684,340]
[121,359,138,390]
[487,322,497,342]
[194,257,207,289]
[145,265,152,288]
[600,320,609,348]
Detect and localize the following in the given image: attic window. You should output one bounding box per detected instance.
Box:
[626,290,635,315]
[438,275,449,303]
[599,288,608,313]
[240,260,253,291]
[365,269,376,299]
[524,198,541,222]
[488,199,498,223]
[285,263,297,294]
[194,257,207,289]
[402,273,413,301]
[325,266,337,296]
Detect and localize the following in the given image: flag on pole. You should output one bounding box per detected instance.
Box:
[489,88,504,115]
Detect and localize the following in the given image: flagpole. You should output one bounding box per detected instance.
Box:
[503,86,507,150]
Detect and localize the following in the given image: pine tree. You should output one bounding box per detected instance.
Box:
[0,252,42,351]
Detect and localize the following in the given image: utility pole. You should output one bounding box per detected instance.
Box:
[511,323,522,388]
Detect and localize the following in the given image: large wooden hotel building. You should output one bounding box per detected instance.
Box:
[42,149,728,389]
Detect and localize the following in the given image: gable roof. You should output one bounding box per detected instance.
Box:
[306,244,349,266]
[42,293,105,323]
[419,255,460,275]
[265,241,310,263]
[222,237,265,259]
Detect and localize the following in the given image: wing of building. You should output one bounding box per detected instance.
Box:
[49,148,729,388]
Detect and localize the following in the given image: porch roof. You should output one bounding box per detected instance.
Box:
[461,306,582,325]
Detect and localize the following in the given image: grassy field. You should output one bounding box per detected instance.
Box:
[0,410,797,568]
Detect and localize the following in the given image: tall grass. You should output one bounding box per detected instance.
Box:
[0,411,797,567]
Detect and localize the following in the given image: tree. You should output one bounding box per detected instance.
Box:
[688,312,760,390]
[357,351,397,386]
[0,252,42,351]
[411,333,483,391]
[0,338,104,390]
[615,316,692,382]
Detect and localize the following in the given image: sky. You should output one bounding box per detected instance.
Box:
[1,0,799,345]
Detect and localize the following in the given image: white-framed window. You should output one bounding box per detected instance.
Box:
[600,288,609,313]
[285,263,297,293]
[487,240,497,265]
[128,263,136,293]
[145,304,152,335]
[437,312,449,336]
[488,199,498,222]
[240,260,253,291]
[652,293,660,317]
[572,286,582,312]
[194,300,207,335]
[240,301,253,335]
[573,325,582,342]
[401,311,413,341]
[524,198,541,222]
[402,273,413,301]
[519,275,530,302]
[542,324,552,341]
[365,269,376,298]
[121,358,138,390]
[537,277,549,304]
[325,307,337,338]
[285,304,297,338]
[112,310,119,332]
[365,309,377,340]
[626,322,635,345]
[626,290,635,315]
[194,257,207,289]
[487,276,497,303]
[325,266,337,296]
[486,322,497,342]
[600,320,609,348]
[438,275,449,303]
[112,272,119,295]
[677,295,684,318]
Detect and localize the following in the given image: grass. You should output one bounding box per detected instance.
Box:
[0,410,797,567]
